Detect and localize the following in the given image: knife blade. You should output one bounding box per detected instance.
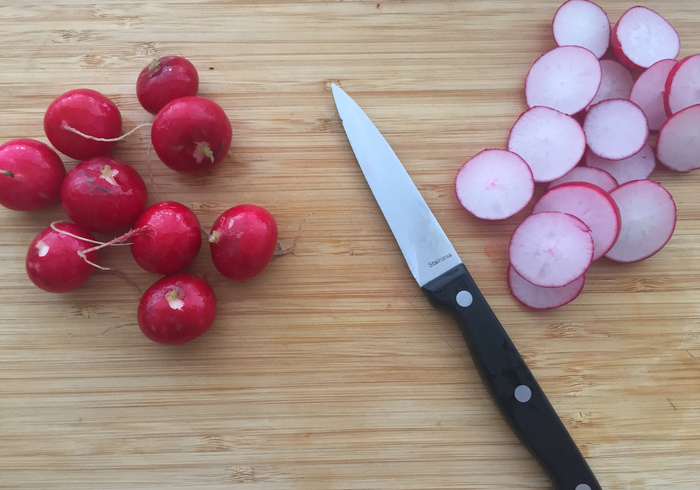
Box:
[332,84,601,490]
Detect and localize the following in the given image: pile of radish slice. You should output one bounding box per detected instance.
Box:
[455,1,697,309]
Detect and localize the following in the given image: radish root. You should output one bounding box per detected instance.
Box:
[1,169,15,178]
[61,122,152,142]
[274,212,313,257]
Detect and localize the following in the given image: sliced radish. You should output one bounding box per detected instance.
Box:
[508,264,585,310]
[629,59,677,130]
[552,0,610,59]
[611,6,680,70]
[455,149,534,220]
[605,180,676,263]
[507,106,586,183]
[663,54,700,116]
[508,211,594,288]
[584,143,656,184]
[583,99,649,160]
[532,182,621,261]
[525,46,602,115]
[656,104,700,173]
[546,165,618,193]
[588,59,635,107]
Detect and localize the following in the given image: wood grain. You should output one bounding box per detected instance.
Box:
[1,1,699,488]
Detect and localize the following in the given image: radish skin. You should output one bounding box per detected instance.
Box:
[583,99,649,161]
[552,0,610,59]
[630,59,677,130]
[508,264,585,310]
[546,166,618,193]
[585,144,656,184]
[611,6,680,70]
[663,54,700,116]
[656,104,700,173]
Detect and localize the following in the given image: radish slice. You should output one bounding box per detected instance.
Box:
[454,149,534,220]
[583,99,649,160]
[588,59,635,107]
[611,6,680,70]
[629,59,677,130]
[508,211,594,288]
[584,143,656,184]
[656,104,700,173]
[525,46,602,115]
[546,166,618,193]
[663,54,700,116]
[508,264,585,310]
[532,182,621,260]
[507,106,586,182]
[552,0,610,59]
[605,180,676,263]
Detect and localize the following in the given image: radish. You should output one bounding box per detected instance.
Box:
[605,179,676,263]
[552,0,610,59]
[629,58,677,131]
[656,104,700,173]
[151,96,232,174]
[525,45,602,116]
[663,54,700,116]
[546,165,618,193]
[25,222,98,293]
[508,211,594,288]
[507,106,586,182]
[508,264,585,310]
[532,182,621,261]
[588,59,635,107]
[611,6,680,70]
[583,98,649,160]
[455,149,534,220]
[137,273,216,345]
[60,156,148,234]
[43,88,122,160]
[136,56,199,115]
[585,143,656,184]
[130,201,202,275]
[0,139,66,211]
[209,204,278,281]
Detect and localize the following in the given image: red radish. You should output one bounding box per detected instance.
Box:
[656,104,700,173]
[525,45,602,115]
[663,54,700,116]
[137,273,216,345]
[508,264,585,310]
[546,165,618,193]
[43,89,122,160]
[532,182,621,261]
[60,156,148,234]
[25,222,98,293]
[151,96,232,174]
[611,6,680,70]
[136,56,199,115]
[507,106,586,183]
[585,144,656,184]
[130,201,202,275]
[583,99,649,160]
[455,149,534,220]
[508,211,593,288]
[605,180,676,263]
[629,59,677,130]
[552,0,610,59]
[209,204,278,281]
[588,59,634,107]
[0,139,66,211]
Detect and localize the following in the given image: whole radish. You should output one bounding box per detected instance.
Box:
[25,222,98,293]
[60,156,148,234]
[136,56,199,114]
[130,201,202,275]
[44,88,122,160]
[0,139,66,211]
[209,204,278,281]
[137,273,216,345]
[151,96,232,174]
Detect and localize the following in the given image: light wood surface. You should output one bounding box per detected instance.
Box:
[1,1,700,488]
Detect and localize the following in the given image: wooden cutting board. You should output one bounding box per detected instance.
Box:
[1,1,699,488]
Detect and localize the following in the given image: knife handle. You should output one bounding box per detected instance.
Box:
[421,264,601,490]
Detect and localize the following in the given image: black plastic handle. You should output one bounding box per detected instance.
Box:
[421,264,601,490]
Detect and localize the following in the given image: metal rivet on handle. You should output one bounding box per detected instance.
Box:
[575,485,592,490]
[456,290,473,307]
[514,385,532,403]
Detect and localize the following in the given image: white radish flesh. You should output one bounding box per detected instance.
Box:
[611,6,680,70]
[663,54,700,116]
[605,179,676,263]
[629,58,677,131]
[583,99,649,160]
[454,149,534,220]
[588,59,635,107]
[656,104,700,173]
[508,264,585,310]
[552,0,610,59]
[585,143,656,184]
[507,106,586,183]
[546,165,618,193]
[525,46,602,116]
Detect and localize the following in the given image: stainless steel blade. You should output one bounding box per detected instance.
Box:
[332,84,462,287]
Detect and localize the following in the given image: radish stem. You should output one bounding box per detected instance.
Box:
[1,169,15,178]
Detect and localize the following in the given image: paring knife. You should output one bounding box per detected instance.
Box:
[332,84,601,490]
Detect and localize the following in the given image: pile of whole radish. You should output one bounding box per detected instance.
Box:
[455,2,699,310]
[0,56,280,345]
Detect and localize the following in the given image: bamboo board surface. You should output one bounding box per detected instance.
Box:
[1,1,699,488]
